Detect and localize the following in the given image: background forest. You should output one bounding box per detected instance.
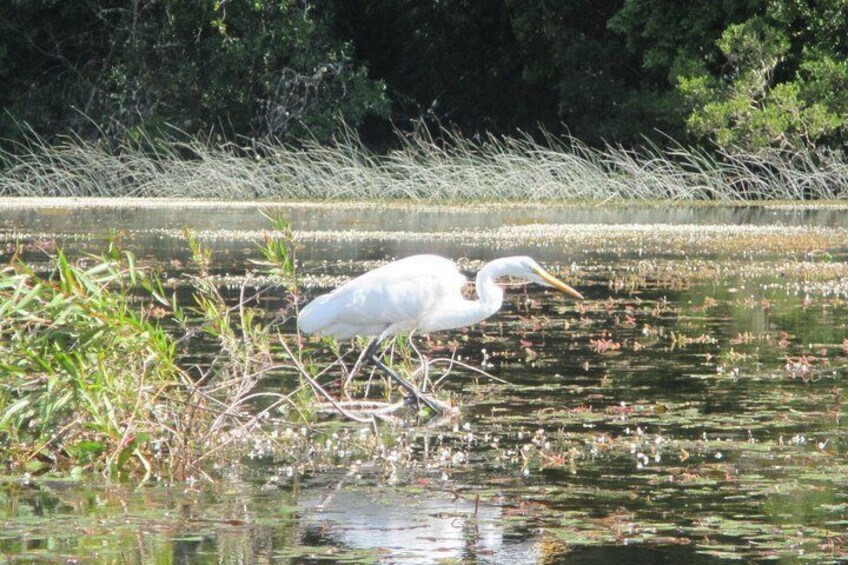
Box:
[1,0,847,152]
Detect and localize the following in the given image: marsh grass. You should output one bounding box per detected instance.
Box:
[0,222,316,482]
[1,127,847,200]
[0,242,190,480]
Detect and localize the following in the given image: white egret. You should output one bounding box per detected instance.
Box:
[298,254,583,411]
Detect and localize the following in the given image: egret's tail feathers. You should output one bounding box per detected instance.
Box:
[297,293,337,335]
[299,293,388,339]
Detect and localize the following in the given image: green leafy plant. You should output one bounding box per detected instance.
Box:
[0,221,315,482]
[0,242,188,479]
[677,5,848,151]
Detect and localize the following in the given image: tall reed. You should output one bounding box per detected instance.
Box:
[0,222,306,482]
[1,127,846,200]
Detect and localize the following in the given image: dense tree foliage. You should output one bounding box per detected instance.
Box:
[677,1,848,149]
[0,0,388,143]
[1,0,847,150]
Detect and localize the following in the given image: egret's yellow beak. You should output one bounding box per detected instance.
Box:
[532,266,584,299]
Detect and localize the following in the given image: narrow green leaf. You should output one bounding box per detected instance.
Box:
[0,397,31,428]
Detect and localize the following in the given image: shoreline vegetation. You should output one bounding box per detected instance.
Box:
[0,221,465,483]
[2,129,847,201]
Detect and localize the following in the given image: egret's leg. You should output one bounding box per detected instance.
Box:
[366,338,443,413]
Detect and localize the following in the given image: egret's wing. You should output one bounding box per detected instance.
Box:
[308,269,455,329]
[298,255,465,338]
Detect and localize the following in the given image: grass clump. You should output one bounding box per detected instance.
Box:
[0,224,305,482]
[0,244,188,479]
[1,127,848,200]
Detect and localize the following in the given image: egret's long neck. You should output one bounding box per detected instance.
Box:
[474,259,510,313]
[421,258,522,333]
[441,259,511,328]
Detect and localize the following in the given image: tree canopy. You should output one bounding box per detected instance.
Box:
[1,0,847,150]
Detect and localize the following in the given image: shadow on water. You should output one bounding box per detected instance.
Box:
[1,201,847,563]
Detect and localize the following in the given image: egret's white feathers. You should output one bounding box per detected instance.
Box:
[298,254,580,340]
[298,255,466,339]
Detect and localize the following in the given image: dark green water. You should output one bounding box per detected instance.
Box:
[1,202,847,563]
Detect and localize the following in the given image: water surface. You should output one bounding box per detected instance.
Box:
[1,200,847,563]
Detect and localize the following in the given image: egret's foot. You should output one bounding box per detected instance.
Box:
[404,393,439,413]
[403,392,453,414]
[400,391,441,413]
[404,393,433,408]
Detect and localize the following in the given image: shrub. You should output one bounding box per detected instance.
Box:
[0,223,301,481]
